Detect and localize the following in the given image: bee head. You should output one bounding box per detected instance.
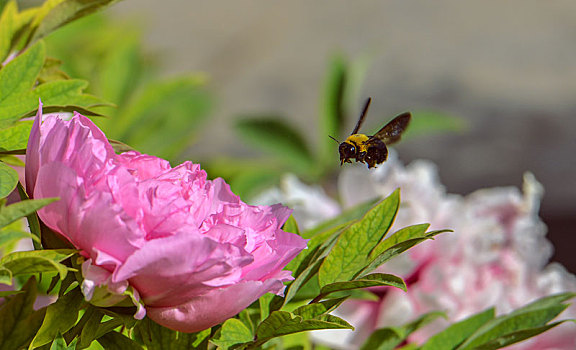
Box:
[338,141,356,165]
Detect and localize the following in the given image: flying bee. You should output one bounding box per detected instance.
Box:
[332,97,411,169]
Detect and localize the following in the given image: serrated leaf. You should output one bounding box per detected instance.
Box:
[0,40,110,124]
[236,117,314,171]
[32,79,109,109]
[456,304,570,350]
[38,57,69,83]
[255,311,353,343]
[0,161,18,198]
[96,332,143,350]
[421,308,495,350]
[0,278,46,350]
[318,190,399,286]
[320,273,406,296]
[30,287,84,349]
[211,318,253,350]
[0,197,58,228]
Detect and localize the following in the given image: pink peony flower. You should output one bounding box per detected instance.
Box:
[25,103,307,332]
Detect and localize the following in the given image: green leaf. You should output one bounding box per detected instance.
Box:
[319,55,347,168]
[0,290,23,297]
[0,161,18,198]
[235,117,314,172]
[359,328,403,350]
[0,197,59,229]
[360,312,445,350]
[0,40,110,125]
[359,229,450,277]
[320,273,406,296]
[293,298,348,319]
[38,57,70,83]
[0,278,46,350]
[0,41,44,118]
[110,76,211,160]
[50,333,77,350]
[283,225,345,305]
[30,287,85,349]
[96,332,143,350]
[0,266,11,284]
[16,183,43,250]
[133,317,210,350]
[0,229,41,252]
[75,306,103,349]
[259,293,274,323]
[509,292,576,315]
[0,121,33,152]
[26,0,123,45]
[0,249,75,279]
[456,304,570,350]
[472,321,575,350]
[0,0,17,64]
[33,79,109,110]
[255,311,353,346]
[211,318,253,350]
[421,308,495,350]
[318,190,399,286]
[98,34,141,105]
[368,223,430,260]
[282,215,300,237]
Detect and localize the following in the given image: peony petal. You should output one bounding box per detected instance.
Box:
[35,162,145,267]
[114,233,253,306]
[25,102,43,194]
[146,279,284,333]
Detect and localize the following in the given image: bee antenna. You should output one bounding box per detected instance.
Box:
[328,135,340,144]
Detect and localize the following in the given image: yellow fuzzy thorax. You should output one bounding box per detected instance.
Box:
[344,134,370,152]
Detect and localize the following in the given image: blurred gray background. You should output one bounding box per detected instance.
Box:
[110,1,576,271]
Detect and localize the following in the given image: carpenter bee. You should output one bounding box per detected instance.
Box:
[333,97,411,169]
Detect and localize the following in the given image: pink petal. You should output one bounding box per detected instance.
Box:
[146,279,284,333]
[114,233,253,306]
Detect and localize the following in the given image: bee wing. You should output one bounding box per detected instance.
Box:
[351,97,372,135]
[370,112,411,145]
